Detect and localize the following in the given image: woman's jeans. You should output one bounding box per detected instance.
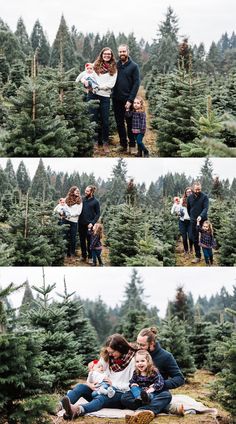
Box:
[202,247,213,264]
[87,93,110,144]
[121,389,172,415]
[66,221,78,256]
[179,219,193,252]
[66,383,123,414]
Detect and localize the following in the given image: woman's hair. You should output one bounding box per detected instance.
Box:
[182,186,192,207]
[203,220,214,235]
[135,350,156,377]
[65,186,82,206]
[101,334,135,361]
[134,96,145,112]
[138,327,158,344]
[93,223,103,238]
[94,47,117,76]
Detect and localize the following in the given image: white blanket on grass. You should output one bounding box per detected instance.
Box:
[58,395,217,418]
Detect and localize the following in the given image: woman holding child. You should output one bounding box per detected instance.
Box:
[77,47,117,154]
[60,334,159,423]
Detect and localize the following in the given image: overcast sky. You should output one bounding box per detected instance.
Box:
[1,267,235,318]
[163,158,236,182]
[0,158,235,184]
[0,158,162,186]
[1,0,235,50]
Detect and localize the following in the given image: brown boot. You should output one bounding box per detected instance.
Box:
[134,410,155,424]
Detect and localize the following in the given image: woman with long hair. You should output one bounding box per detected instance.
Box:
[88,47,117,154]
[64,186,83,263]
[60,334,136,420]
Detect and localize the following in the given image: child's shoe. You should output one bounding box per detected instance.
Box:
[107,386,116,398]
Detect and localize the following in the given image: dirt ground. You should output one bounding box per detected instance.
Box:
[93,86,158,158]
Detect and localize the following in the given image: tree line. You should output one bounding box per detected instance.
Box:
[0,268,235,422]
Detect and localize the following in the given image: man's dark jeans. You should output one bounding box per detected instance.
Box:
[190,220,201,258]
[121,390,172,415]
[78,223,91,259]
[112,98,135,148]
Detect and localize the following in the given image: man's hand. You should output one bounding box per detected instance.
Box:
[125,101,132,110]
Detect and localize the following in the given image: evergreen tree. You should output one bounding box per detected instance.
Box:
[50,15,76,71]
[31,158,50,200]
[205,321,234,373]
[168,286,194,324]
[160,316,196,378]
[28,272,86,390]
[108,204,143,266]
[85,296,112,344]
[199,158,214,195]
[157,68,205,156]
[0,22,24,65]
[16,160,31,194]
[219,208,236,266]
[82,34,92,61]
[15,17,32,56]
[1,75,79,157]
[30,20,50,66]
[0,331,55,423]
[189,320,211,368]
[211,332,236,420]
[19,280,35,317]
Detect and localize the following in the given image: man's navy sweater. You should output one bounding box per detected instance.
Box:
[79,196,100,226]
[112,58,140,102]
[150,343,185,391]
[187,192,209,221]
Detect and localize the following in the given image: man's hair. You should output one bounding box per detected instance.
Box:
[138,327,158,344]
[87,185,96,196]
[192,181,201,188]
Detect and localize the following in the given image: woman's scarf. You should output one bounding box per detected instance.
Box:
[100,62,110,74]
[109,349,135,372]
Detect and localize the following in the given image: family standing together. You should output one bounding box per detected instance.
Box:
[76,44,149,157]
[53,185,102,265]
[171,182,217,266]
[59,327,185,423]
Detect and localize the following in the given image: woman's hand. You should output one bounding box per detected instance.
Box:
[86,382,97,391]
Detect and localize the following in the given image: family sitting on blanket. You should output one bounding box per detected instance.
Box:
[59,327,185,423]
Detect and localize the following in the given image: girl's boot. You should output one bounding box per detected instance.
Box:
[135,147,142,157]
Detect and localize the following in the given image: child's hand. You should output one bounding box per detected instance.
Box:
[146,385,155,393]
[197,216,201,223]
[103,377,112,386]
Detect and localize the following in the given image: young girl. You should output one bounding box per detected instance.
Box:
[89,223,103,266]
[129,350,165,405]
[131,96,149,158]
[197,219,216,266]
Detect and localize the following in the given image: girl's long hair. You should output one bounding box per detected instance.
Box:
[135,350,157,377]
[65,186,82,206]
[134,96,145,112]
[94,47,117,76]
[93,223,103,238]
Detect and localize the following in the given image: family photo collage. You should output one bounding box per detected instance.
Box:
[0,1,235,424]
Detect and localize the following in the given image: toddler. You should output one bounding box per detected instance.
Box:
[197,219,216,266]
[87,359,116,398]
[76,62,98,91]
